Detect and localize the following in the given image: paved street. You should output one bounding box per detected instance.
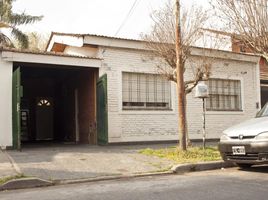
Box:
[1,166,268,200]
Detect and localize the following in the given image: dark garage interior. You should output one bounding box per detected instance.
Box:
[14,63,98,145]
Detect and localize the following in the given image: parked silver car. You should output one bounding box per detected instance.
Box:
[218,102,268,168]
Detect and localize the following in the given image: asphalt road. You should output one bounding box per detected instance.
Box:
[1,166,268,200]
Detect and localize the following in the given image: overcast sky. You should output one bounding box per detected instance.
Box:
[12,0,209,39]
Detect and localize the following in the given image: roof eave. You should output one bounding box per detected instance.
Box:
[1,49,102,68]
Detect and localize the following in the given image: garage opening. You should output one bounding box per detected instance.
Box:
[14,63,98,146]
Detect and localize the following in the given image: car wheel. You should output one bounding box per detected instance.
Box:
[236,163,252,169]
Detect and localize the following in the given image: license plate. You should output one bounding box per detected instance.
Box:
[232,146,246,155]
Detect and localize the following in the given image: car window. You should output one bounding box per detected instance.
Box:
[256,102,268,117]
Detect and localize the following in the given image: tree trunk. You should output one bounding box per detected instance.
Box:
[175,0,187,151]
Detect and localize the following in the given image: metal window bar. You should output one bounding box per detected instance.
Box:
[129,73,132,103]
[146,74,149,103]
[154,75,157,104]
[122,72,171,110]
[206,79,242,111]
[137,74,140,103]
[228,80,231,109]
[209,80,213,109]
[216,80,219,109]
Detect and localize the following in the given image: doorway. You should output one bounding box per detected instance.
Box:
[12,63,98,149]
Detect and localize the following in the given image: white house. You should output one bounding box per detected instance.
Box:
[0,32,261,148]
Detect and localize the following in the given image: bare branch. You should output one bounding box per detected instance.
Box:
[212,0,268,60]
[185,62,211,94]
[142,1,211,94]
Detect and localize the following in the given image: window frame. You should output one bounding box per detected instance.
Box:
[206,78,242,112]
[122,72,172,111]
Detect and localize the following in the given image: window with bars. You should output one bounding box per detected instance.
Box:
[122,72,171,110]
[206,79,242,111]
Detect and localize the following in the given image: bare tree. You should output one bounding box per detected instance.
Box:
[142,1,211,150]
[211,0,268,60]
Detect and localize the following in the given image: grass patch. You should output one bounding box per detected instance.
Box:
[0,174,26,185]
[139,146,221,164]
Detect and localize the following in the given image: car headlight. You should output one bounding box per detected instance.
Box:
[255,132,268,140]
[220,134,230,142]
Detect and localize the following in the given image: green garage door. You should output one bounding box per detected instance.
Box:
[97,74,108,145]
[12,67,22,150]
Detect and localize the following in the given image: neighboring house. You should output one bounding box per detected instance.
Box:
[194,29,232,51]
[0,32,260,148]
[231,38,268,107]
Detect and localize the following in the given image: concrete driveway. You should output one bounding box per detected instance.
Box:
[0,149,18,178]
[7,144,176,181]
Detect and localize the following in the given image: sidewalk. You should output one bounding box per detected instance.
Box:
[3,144,176,181]
[0,142,233,190]
[0,149,19,179]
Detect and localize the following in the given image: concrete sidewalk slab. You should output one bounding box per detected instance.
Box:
[7,144,176,181]
[0,144,236,191]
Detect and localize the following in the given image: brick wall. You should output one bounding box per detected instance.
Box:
[99,47,260,143]
[185,56,259,140]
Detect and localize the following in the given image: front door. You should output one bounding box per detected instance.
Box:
[12,67,22,150]
[36,97,54,140]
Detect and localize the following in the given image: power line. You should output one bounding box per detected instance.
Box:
[114,0,141,37]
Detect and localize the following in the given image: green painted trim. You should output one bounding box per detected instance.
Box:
[97,74,108,145]
[12,67,21,150]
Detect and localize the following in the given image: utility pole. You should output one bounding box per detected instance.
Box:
[175,0,187,151]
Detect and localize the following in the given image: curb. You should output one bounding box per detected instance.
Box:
[0,161,235,191]
[57,161,235,185]
[0,172,173,191]
[57,171,173,185]
[171,161,235,173]
[0,178,53,191]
